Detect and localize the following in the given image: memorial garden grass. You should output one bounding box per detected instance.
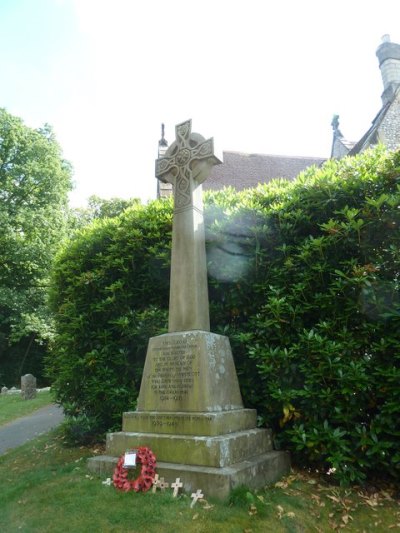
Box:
[0,390,53,427]
[0,431,399,532]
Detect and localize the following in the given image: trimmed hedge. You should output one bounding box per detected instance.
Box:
[48,147,400,483]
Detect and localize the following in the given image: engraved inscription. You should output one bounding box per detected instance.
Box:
[148,337,200,402]
[150,414,213,428]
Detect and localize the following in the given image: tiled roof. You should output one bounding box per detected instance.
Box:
[348,97,393,155]
[341,139,357,150]
[204,151,326,191]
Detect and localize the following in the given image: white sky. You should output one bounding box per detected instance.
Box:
[1,0,400,207]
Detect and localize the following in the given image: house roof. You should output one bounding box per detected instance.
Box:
[204,151,326,191]
[348,91,397,155]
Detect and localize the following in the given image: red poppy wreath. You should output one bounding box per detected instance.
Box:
[113,447,157,492]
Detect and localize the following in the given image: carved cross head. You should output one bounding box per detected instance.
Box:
[155,119,221,210]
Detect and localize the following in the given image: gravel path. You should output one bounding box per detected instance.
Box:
[0,404,64,455]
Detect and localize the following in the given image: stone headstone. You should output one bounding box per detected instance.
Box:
[21,374,37,400]
[1,386,8,395]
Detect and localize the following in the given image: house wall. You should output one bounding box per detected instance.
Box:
[331,138,350,159]
[378,92,400,150]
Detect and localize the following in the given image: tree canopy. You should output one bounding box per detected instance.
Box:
[0,108,72,385]
[67,195,141,232]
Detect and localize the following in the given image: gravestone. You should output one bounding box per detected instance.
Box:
[21,374,37,400]
[1,386,8,395]
[88,120,290,498]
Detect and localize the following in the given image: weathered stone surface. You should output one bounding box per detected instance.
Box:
[87,451,291,500]
[123,409,257,436]
[106,428,272,468]
[137,331,243,412]
[155,452,291,500]
[1,387,8,395]
[87,455,117,476]
[21,374,36,400]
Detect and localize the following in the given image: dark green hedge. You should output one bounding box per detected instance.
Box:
[48,147,400,483]
[47,200,172,434]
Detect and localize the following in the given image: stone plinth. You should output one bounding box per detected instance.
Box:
[137,331,243,412]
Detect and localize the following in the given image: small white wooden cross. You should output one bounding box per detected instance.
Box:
[151,474,160,493]
[158,477,169,491]
[171,477,183,497]
[190,489,204,508]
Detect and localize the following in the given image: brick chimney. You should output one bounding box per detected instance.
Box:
[376,35,400,105]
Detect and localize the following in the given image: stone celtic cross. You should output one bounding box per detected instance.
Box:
[156,120,221,332]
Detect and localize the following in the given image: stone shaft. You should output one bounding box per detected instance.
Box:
[87,452,291,501]
[169,199,209,332]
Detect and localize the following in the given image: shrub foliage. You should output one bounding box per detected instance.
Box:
[48,147,400,484]
[48,200,172,433]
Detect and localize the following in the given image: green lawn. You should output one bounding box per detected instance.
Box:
[0,390,53,427]
[0,431,398,532]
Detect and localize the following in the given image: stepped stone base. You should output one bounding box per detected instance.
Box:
[87,451,290,500]
[87,331,290,499]
[106,427,272,468]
